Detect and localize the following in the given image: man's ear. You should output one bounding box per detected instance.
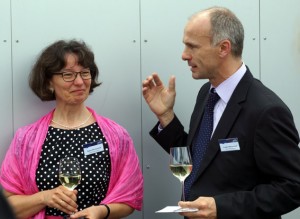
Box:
[218,39,231,58]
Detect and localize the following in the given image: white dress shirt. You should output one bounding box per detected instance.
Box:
[212,63,247,133]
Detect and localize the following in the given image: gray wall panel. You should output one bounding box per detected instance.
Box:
[0,0,13,163]
[260,1,300,218]
[260,0,300,131]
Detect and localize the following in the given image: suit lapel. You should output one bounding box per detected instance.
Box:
[195,70,254,178]
[187,83,210,146]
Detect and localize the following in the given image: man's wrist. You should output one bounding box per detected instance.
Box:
[158,123,164,133]
[158,110,174,127]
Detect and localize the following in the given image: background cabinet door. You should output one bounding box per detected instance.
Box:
[141,1,259,218]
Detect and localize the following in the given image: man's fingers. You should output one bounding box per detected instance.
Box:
[168,75,176,92]
[151,72,163,87]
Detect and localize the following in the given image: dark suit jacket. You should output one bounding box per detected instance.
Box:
[150,68,300,219]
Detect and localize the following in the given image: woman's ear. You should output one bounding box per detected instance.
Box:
[49,81,54,93]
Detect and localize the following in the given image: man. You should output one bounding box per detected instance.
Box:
[142,6,300,219]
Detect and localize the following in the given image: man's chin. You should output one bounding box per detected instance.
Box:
[191,72,207,80]
[191,71,200,78]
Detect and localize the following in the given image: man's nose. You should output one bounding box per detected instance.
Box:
[182,51,191,61]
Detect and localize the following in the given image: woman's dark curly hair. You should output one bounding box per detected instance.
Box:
[29,39,101,101]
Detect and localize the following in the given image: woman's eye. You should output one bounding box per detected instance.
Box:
[63,73,73,77]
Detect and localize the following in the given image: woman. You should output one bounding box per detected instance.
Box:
[0,40,143,219]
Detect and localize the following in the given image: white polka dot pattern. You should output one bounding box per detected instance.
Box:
[36,123,111,216]
[184,88,220,199]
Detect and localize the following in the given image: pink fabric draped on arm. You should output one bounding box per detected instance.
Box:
[0,108,143,219]
[91,108,143,210]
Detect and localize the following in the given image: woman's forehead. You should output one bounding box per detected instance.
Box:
[64,53,79,68]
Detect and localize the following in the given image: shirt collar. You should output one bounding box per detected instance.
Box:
[213,63,247,104]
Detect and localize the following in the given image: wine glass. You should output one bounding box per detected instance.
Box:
[169,146,198,212]
[59,157,81,190]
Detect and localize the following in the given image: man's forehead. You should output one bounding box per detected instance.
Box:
[185,14,211,35]
[184,22,210,39]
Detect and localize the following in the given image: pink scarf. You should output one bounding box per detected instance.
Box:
[0,107,143,219]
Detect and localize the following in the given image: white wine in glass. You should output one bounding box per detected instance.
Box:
[59,157,81,190]
[169,146,198,212]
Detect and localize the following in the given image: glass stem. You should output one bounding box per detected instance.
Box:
[181,180,185,201]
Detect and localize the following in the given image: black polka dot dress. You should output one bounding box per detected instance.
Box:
[36,122,111,216]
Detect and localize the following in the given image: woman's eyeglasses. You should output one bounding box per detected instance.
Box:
[53,70,91,82]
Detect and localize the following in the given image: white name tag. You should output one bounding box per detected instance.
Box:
[83,140,104,156]
[218,138,240,152]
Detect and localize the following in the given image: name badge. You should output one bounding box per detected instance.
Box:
[83,140,104,156]
[218,138,240,152]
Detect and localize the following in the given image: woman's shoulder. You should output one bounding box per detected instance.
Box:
[95,114,127,132]
[93,114,132,143]
[90,107,123,127]
[14,111,53,139]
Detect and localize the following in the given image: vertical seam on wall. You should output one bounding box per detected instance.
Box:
[138,0,145,218]
[138,0,144,172]
[10,0,14,136]
[258,0,262,80]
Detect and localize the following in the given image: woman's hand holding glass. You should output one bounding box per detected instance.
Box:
[58,157,81,217]
[59,157,81,190]
[41,185,78,215]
